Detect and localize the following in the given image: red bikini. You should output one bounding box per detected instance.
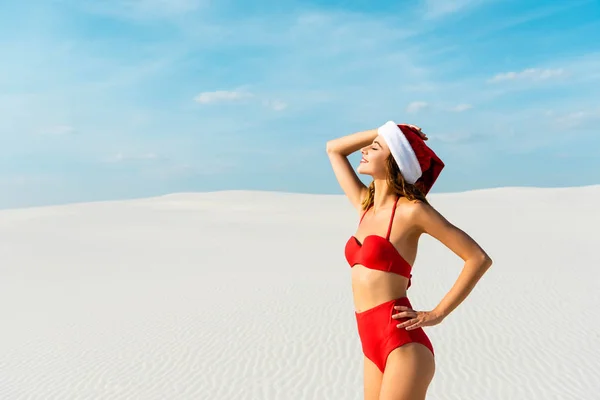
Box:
[345,196,434,373]
[345,196,413,288]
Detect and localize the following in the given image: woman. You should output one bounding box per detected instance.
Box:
[326,121,493,400]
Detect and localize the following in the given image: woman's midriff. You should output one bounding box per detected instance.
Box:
[351,265,411,313]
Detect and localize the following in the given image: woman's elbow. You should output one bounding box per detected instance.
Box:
[478,252,493,269]
[326,140,338,154]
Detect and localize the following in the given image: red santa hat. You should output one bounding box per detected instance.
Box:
[377,120,445,195]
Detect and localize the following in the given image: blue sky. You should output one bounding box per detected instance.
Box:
[1,0,599,209]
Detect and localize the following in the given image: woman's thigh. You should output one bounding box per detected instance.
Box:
[363,355,383,400]
[379,343,435,400]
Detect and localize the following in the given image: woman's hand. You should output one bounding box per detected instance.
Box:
[402,124,428,141]
[392,305,444,330]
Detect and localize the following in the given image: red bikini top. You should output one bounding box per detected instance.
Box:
[344,196,413,288]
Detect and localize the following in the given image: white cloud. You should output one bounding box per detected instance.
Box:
[194,91,287,111]
[488,68,566,83]
[132,0,203,15]
[106,152,160,163]
[77,0,205,20]
[554,108,600,129]
[263,99,288,111]
[476,2,590,36]
[450,104,473,112]
[406,101,429,114]
[422,0,485,19]
[193,90,254,104]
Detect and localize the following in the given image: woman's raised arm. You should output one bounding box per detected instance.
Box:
[326,128,378,210]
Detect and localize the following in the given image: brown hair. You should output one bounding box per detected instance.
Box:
[360,154,428,210]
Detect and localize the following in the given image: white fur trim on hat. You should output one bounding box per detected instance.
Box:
[377,120,422,184]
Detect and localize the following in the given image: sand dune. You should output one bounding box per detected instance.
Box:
[1,186,599,399]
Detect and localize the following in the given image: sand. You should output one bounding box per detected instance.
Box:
[1,186,599,399]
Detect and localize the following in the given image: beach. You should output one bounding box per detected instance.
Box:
[1,186,599,399]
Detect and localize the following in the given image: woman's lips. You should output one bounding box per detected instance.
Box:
[360,158,368,163]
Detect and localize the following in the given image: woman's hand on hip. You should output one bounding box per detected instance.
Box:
[392,305,444,330]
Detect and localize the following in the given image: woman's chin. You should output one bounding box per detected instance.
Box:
[356,165,370,175]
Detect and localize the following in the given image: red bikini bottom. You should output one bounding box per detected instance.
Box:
[355,296,434,373]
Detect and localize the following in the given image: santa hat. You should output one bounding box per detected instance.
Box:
[377,120,445,195]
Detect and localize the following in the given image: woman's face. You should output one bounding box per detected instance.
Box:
[356,135,391,177]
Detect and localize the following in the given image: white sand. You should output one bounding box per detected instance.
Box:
[1,186,599,399]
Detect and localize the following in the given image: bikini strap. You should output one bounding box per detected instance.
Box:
[385,196,400,240]
[359,204,372,225]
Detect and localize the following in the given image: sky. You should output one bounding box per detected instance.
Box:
[1,0,599,209]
